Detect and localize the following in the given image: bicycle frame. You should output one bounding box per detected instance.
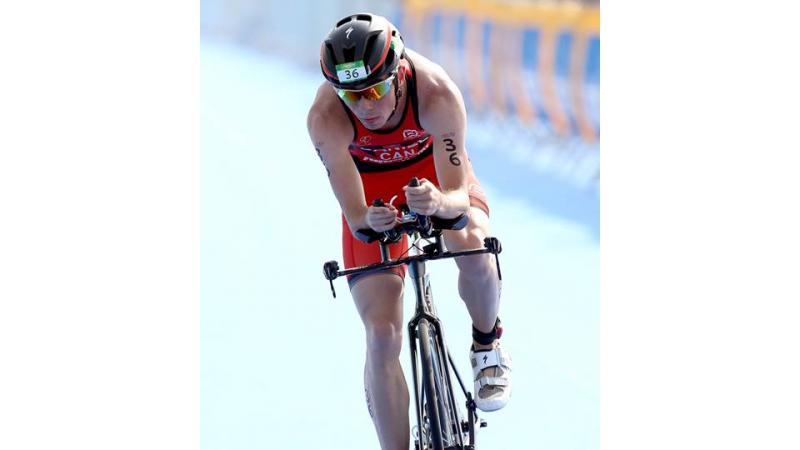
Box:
[322,209,502,450]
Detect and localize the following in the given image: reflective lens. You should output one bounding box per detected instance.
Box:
[336,75,395,104]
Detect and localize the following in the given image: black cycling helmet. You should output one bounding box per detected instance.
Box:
[320,13,405,91]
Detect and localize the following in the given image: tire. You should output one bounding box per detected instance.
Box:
[418,319,446,450]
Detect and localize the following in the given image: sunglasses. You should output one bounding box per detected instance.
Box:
[336,74,396,104]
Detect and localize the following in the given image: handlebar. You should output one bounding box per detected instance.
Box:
[322,235,502,298]
[354,177,469,244]
[322,177,503,298]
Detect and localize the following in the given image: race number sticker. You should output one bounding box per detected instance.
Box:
[336,60,368,84]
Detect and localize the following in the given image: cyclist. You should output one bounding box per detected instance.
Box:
[307,13,512,449]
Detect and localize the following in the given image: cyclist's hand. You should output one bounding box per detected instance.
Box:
[366,204,399,232]
[403,178,442,216]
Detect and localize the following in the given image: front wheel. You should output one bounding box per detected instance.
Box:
[418,319,446,450]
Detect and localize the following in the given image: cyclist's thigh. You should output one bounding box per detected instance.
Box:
[341,211,408,326]
[342,214,409,284]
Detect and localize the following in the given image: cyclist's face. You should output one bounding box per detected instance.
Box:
[337,77,398,130]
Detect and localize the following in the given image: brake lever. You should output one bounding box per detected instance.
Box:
[322,261,339,298]
[484,237,503,281]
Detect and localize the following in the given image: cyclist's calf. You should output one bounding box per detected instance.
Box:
[443,208,501,334]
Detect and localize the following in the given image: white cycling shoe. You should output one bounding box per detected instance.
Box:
[470,344,512,412]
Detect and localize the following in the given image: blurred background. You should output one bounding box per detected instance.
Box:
[201,0,599,449]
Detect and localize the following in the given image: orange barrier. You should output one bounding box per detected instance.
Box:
[399,0,599,142]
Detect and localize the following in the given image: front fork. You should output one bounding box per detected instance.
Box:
[408,265,473,449]
[408,266,431,449]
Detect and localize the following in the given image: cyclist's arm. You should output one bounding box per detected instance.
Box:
[307,90,371,233]
[419,71,471,220]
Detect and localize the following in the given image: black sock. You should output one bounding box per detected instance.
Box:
[472,317,503,347]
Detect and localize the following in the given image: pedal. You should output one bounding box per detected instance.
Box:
[480,419,487,428]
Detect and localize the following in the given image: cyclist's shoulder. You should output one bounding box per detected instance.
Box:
[407,51,466,129]
[307,82,352,145]
[407,50,456,95]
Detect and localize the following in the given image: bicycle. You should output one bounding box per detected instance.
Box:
[322,177,503,450]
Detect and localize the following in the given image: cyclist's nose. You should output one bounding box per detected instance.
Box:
[357,97,376,111]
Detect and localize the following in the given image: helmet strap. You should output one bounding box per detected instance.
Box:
[384,75,403,126]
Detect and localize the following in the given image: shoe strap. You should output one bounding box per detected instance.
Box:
[477,376,510,388]
[470,347,512,379]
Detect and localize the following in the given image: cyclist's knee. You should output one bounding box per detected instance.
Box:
[351,273,404,361]
[444,208,489,251]
[446,227,494,277]
[365,321,403,361]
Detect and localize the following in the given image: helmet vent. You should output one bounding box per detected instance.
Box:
[336,16,353,27]
[356,14,372,22]
[342,46,356,63]
[363,34,379,63]
[324,42,336,62]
